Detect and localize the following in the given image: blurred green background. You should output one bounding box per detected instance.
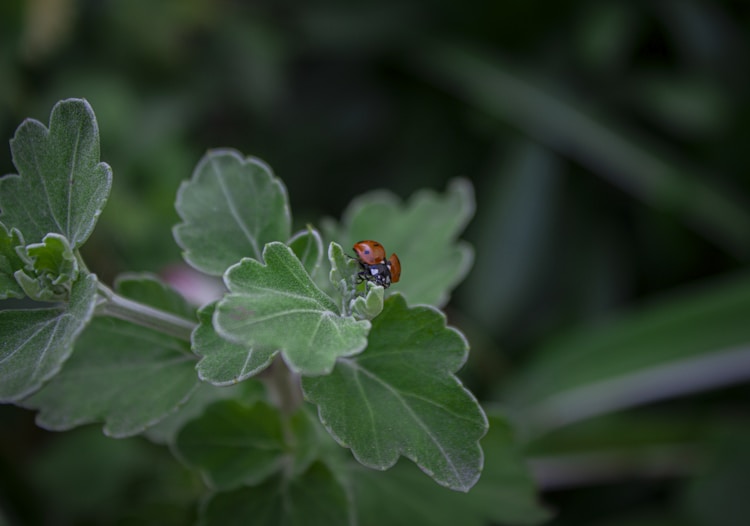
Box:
[1,0,749,525]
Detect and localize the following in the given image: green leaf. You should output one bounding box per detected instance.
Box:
[198,461,350,526]
[15,233,78,301]
[352,416,550,526]
[302,294,488,492]
[215,242,370,375]
[0,222,25,299]
[21,275,199,437]
[0,273,98,402]
[331,178,474,307]
[174,149,291,276]
[194,302,277,385]
[288,226,324,284]
[144,380,266,445]
[507,272,750,434]
[1,98,112,247]
[175,399,285,490]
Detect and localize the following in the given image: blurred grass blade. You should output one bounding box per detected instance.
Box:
[413,43,750,259]
[506,272,750,434]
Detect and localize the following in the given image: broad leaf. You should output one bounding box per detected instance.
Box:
[215,242,370,375]
[507,271,750,434]
[302,294,488,492]
[144,380,266,445]
[1,98,112,247]
[22,275,199,437]
[198,462,350,526]
[0,222,25,299]
[194,302,277,385]
[174,149,291,275]
[175,399,285,490]
[352,416,550,526]
[0,273,98,402]
[328,178,474,307]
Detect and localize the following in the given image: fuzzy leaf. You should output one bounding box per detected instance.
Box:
[215,242,370,375]
[15,233,78,301]
[198,462,350,526]
[0,98,112,247]
[194,302,277,385]
[174,149,291,276]
[21,275,199,437]
[0,273,98,402]
[288,227,324,284]
[175,399,285,490]
[329,178,474,307]
[352,416,550,526]
[302,294,488,492]
[0,222,25,299]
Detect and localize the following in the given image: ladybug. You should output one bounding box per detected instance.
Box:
[352,240,401,289]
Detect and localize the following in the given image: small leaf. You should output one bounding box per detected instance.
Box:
[15,233,78,301]
[352,416,550,526]
[21,275,199,437]
[0,222,25,299]
[350,285,384,320]
[302,294,488,492]
[198,462,351,526]
[174,149,291,276]
[288,226,324,283]
[194,302,277,386]
[175,399,285,490]
[0,273,98,402]
[333,178,474,307]
[215,242,370,375]
[1,98,112,247]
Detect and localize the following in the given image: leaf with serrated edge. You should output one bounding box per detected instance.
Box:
[215,242,370,375]
[174,149,291,276]
[351,415,550,526]
[194,302,277,385]
[0,273,98,401]
[1,98,112,247]
[302,294,488,492]
[21,275,199,437]
[288,227,324,283]
[334,178,474,307]
[0,222,25,299]
[198,462,350,526]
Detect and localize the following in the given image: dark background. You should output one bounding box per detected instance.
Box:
[1,1,749,525]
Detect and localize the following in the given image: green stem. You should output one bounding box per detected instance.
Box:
[96,283,196,341]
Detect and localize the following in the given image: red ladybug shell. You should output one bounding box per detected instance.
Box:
[353,240,387,265]
[388,253,401,283]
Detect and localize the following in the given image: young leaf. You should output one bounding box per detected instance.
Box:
[302,294,488,492]
[194,302,277,386]
[351,416,550,526]
[21,275,199,437]
[15,233,78,301]
[174,149,291,276]
[1,98,112,247]
[198,462,351,526]
[175,399,285,490]
[0,273,98,402]
[0,222,25,299]
[215,242,370,375]
[330,178,474,307]
[288,227,324,283]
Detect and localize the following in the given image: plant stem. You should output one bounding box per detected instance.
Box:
[264,357,303,416]
[96,283,196,341]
